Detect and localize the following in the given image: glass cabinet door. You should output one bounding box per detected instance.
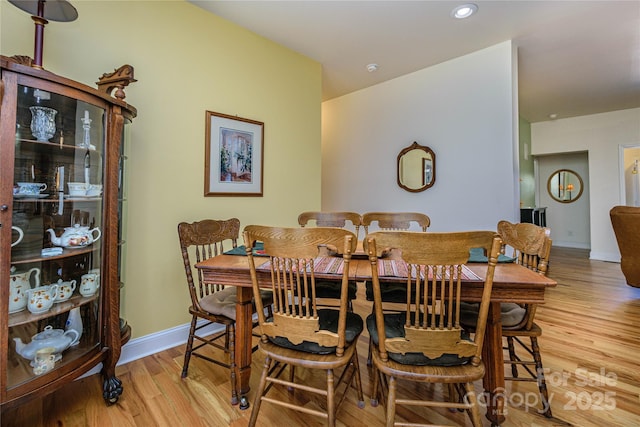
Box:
[8,83,106,388]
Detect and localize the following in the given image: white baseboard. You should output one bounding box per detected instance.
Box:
[80,320,224,378]
[552,241,591,249]
[589,251,621,263]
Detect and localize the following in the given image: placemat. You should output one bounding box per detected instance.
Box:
[468,247,516,263]
[224,242,268,256]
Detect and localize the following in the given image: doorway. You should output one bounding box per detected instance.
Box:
[619,145,640,207]
[536,152,590,249]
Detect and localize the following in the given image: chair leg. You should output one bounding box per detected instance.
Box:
[288,365,295,392]
[248,355,271,427]
[181,316,198,378]
[464,382,483,427]
[327,369,336,427]
[370,364,380,407]
[506,336,518,377]
[228,323,238,406]
[530,337,553,418]
[385,376,397,427]
[351,350,365,408]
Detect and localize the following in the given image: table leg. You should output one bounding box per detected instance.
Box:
[483,301,506,425]
[236,286,254,395]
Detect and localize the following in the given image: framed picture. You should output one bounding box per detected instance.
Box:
[205,111,264,196]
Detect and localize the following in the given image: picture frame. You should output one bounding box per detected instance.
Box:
[205,111,264,197]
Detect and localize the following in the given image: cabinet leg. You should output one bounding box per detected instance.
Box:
[103,375,123,405]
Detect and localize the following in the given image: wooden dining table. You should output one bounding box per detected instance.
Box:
[196,252,556,425]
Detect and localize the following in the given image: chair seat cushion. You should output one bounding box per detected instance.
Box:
[199,287,237,319]
[257,289,274,306]
[268,309,364,355]
[365,281,427,303]
[459,302,526,328]
[366,312,472,366]
[199,288,273,320]
[310,280,358,300]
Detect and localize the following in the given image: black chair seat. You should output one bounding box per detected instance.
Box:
[366,312,472,366]
[269,308,363,354]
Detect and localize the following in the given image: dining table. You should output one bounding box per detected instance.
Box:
[195,250,556,425]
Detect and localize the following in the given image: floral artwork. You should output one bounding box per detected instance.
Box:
[219,128,253,183]
[205,111,263,196]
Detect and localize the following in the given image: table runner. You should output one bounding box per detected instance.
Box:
[377,259,481,281]
[257,256,345,274]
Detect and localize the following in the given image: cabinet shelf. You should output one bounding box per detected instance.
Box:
[13,196,102,202]
[8,294,99,328]
[15,138,101,154]
[10,245,97,265]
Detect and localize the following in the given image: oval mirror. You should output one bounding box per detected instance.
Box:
[547,169,584,203]
[397,142,436,192]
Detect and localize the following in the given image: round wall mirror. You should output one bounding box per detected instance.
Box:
[397,142,435,192]
[547,169,584,203]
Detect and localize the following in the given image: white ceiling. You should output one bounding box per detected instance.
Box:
[190,0,640,123]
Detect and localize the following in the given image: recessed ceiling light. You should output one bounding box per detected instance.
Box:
[451,3,478,19]
[549,113,558,120]
[366,63,379,73]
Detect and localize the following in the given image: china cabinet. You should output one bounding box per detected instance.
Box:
[0,55,136,410]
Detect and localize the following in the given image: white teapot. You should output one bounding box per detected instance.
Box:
[9,266,40,313]
[14,325,79,362]
[47,224,101,248]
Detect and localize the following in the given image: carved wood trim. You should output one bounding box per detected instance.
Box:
[96,65,136,100]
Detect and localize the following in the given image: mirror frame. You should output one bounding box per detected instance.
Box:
[397,141,436,192]
[547,168,584,203]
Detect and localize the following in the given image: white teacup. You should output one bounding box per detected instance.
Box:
[79,273,99,297]
[54,279,77,302]
[16,182,47,195]
[33,347,57,375]
[67,182,88,197]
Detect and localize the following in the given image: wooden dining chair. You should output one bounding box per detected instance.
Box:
[298,211,363,239]
[178,218,271,406]
[365,230,502,427]
[461,220,553,417]
[497,220,553,418]
[362,211,431,301]
[243,225,365,426]
[361,211,430,234]
[361,212,431,364]
[298,211,363,310]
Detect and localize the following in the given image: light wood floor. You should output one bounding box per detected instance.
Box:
[2,247,640,427]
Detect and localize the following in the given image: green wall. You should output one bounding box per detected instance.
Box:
[1,1,322,337]
[519,117,535,207]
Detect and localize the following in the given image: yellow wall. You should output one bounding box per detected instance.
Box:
[1,1,322,337]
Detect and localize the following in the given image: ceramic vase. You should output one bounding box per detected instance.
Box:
[65,307,83,345]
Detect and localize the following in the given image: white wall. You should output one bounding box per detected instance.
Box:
[532,108,640,261]
[321,42,519,232]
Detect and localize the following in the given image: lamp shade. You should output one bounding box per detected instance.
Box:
[8,0,78,22]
